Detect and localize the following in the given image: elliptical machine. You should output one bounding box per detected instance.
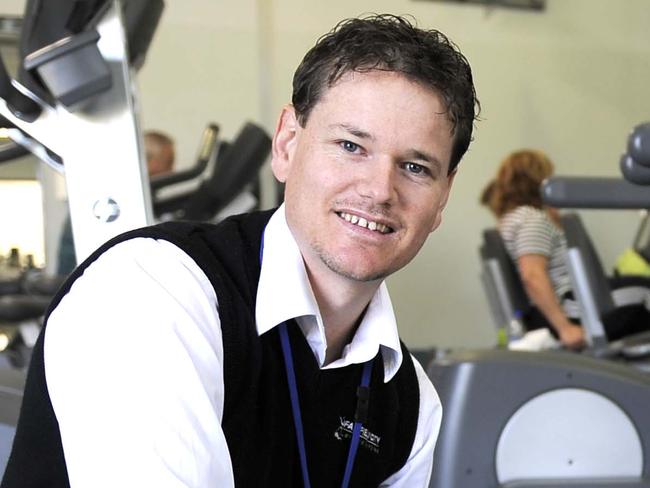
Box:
[0,0,163,264]
[0,0,163,476]
[429,123,650,488]
[0,0,163,367]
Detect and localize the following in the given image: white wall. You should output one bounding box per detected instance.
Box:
[3,0,649,350]
[1,0,23,15]
[136,0,262,166]
[254,0,650,349]
[412,0,650,348]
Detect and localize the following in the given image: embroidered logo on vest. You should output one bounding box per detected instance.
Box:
[334,417,381,454]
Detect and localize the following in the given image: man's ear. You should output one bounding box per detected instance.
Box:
[430,168,457,232]
[271,105,299,183]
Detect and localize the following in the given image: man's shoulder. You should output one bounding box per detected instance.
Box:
[396,343,436,397]
[409,351,439,404]
[152,207,277,239]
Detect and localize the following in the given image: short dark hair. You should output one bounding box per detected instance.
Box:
[292,14,479,174]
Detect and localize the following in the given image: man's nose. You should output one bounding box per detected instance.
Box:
[356,158,398,204]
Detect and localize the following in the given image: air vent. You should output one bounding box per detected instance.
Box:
[411,0,545,12]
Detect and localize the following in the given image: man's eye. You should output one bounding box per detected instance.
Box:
[341,140,359,153]
[404,162,426,175]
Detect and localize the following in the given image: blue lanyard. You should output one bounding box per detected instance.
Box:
[279,323,373,488]
[260,230,373,487]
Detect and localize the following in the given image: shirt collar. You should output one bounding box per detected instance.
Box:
[255,205,403,382]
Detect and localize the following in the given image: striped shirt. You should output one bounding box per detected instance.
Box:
[499,205,572,299]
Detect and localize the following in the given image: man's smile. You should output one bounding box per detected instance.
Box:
[336,211,394,234]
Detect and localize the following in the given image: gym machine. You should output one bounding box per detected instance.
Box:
[0,0,163,265]
[0,0,162,478]
[542,123,650,357]
[429,123,650,487]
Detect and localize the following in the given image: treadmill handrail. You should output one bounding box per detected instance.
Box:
[182,122,271,220]
[150,123,219,191]
[565,248,608,348]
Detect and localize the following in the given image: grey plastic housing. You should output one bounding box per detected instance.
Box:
[24,29,111,109]
[428,349,650,488]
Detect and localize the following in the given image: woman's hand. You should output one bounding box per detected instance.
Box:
[558,323,586,350]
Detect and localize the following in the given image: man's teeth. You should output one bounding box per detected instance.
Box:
[339,212,391,234]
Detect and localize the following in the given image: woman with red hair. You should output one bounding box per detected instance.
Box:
[484,149,585,349]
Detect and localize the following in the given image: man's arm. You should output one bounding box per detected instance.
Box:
[518,254,585,349]
[379,357,442,487]
[45,238,234,487]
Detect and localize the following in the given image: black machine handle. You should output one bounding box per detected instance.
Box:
[150,123,219,191]
[184,122,271,220]
[0,46,42,122]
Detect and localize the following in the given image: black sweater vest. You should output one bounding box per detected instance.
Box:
[2,210,420,488]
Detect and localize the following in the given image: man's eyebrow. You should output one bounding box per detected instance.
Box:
[329,124,375,141]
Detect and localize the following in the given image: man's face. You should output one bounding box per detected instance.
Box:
[272,70,456,284]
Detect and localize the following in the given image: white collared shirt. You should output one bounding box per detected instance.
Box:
[256,206,403,381]
[45,206,441,487]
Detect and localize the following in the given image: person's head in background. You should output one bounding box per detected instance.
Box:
[144,130,175,176]
[487,149,555,218]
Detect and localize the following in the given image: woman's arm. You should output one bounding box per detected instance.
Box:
[518,254,585,350]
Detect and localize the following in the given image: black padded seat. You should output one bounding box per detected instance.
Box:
[0,296,50,323]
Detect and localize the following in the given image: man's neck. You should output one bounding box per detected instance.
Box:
[304,263,380,365]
